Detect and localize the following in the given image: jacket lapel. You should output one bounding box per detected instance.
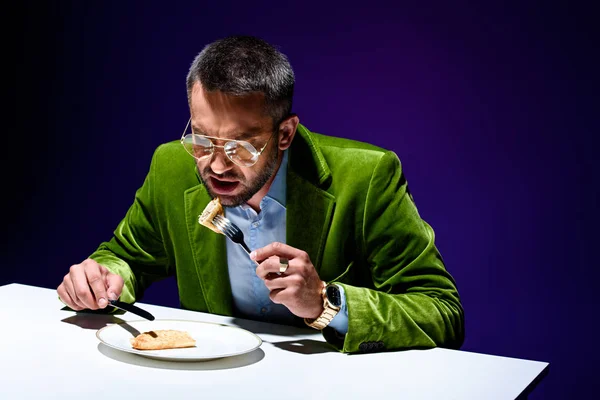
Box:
[286,172,335,272]
[184,184,233,316]
[286,125,335,272]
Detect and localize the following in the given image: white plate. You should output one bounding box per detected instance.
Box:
[96,319,262,361]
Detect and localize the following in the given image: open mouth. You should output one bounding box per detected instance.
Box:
[210,177,240,194]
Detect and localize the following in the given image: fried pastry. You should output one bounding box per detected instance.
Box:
[130,329,196,350]
[198,197,224,234]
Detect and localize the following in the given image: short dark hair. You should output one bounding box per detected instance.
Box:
[186,35,294,126]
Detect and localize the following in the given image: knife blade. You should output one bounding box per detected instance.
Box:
[108,300,155,321]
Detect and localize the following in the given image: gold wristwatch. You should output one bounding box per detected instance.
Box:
[304,282,342,330]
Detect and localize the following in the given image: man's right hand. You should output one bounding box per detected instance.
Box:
[57,258,124,311]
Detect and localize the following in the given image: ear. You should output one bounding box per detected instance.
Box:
[278,114,299,151]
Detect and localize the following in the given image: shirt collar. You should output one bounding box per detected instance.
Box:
[267,149,288,207]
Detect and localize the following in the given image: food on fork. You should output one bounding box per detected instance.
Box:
[198,197,224,234]
[130,329,196,350]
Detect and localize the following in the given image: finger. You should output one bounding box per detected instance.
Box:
[62,275,85,310]
[70,264,98,310]
[105,272,124,301]
[57,281,83,311]
[263,274,290,291]
[84,263,109,309]
[250,242,304,263]
[268,288,285,304]
[255,256,285,279]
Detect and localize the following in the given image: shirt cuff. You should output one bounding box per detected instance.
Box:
[326,284,348,335]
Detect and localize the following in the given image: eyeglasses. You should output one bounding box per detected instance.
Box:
[180,118,276,167]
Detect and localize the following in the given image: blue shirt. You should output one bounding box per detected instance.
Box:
[224,150,348,334]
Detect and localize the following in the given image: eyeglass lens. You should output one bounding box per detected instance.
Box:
[181,134,260,167]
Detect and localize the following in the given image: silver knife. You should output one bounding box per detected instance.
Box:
[108,300,155,321]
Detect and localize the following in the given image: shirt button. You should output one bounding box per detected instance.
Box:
[260,307,267,314]
[252,222,260,227]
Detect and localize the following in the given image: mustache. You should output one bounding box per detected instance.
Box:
[201,168,243,181]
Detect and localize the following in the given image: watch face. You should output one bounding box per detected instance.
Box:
[326,285,342,307]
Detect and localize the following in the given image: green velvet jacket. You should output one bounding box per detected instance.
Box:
[90,124,464,353]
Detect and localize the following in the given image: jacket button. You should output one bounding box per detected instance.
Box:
[359,342,369,352]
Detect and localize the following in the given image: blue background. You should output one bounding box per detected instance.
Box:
[8,1,598,398]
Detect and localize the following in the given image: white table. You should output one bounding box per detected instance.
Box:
[0,283,548,399]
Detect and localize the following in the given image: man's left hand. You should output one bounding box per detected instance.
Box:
[251,242,324,319]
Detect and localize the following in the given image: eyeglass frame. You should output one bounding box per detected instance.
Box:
[180,117,279,167]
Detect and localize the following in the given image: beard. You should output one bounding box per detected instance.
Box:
[198,144,280,207]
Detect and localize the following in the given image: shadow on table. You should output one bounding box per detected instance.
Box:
[230,317,336,355]
[269,338,334,354]
[97,343,265,371]
[61,313,127,330]
[61,308,144,336]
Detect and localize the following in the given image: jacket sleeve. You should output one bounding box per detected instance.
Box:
[329,150,464,353]
[88,146,170,304]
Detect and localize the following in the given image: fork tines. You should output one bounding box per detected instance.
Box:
[212,214,252,255]
[213,215,233,236]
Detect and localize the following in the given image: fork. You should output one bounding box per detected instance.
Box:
[213,214,253,255]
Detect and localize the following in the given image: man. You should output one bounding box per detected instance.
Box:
[57,35,464,353]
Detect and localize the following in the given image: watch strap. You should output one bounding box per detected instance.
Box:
[304,283,341,330]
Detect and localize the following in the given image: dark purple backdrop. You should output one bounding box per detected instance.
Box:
[8,1,598,398]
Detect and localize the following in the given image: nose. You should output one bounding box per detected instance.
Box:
[209,147,234,175]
